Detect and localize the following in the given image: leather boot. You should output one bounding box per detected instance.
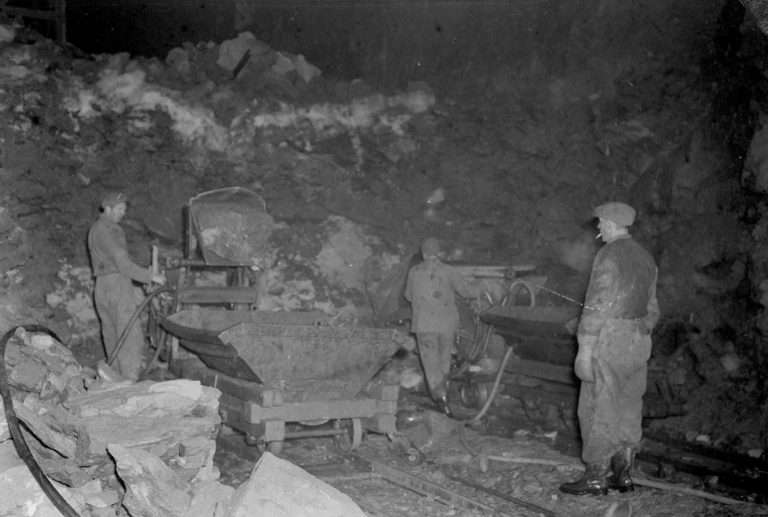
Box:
[434,395,453,418]
[608,447,634,492]
[559,462,609,496]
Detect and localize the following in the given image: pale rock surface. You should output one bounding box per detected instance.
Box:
[0,397,9,442]
[110,443,192,517]
[0,23,15,43]
[216,31,270,71]
[225,452,366,517]
[184,480,235,517]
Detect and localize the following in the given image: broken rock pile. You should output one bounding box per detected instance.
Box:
[1,327,370,517]
[1,327,222,516]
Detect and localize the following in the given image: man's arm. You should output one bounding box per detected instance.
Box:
[577,252,618,337]
[105,226,154,284]
[450,267,480,299]
[404,268,414,302]
[641,271,660,334]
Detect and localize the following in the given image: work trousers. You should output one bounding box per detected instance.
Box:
[578,318,651,464]
[415,332,455,399]
[94,274,144,380]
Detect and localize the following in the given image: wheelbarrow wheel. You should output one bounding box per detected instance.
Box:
[333,418,362,453]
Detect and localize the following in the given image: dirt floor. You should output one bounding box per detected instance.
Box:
[211,397,768,517]
[1,3,768,516]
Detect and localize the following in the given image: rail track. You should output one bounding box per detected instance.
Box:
[216,430,561,516]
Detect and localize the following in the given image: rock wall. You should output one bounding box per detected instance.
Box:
[66,0,723,85]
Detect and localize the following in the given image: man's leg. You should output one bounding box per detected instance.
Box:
[113,278,145,381]
[435,332,454,394]
[94,277,118,361]
[610,331,651,491]
[559,375,610,496]
[416,332,443,398]
[97,275,144,380]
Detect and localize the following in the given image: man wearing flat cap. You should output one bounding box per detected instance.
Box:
[560,202,659,496]
[87,192,165,380]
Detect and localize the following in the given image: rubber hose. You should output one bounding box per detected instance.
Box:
[138,339,166,381]
[107,286,173,367]
[460,345,514,426]
[456,283,534,424]
[138,304,168,381]
[1,325,80,517]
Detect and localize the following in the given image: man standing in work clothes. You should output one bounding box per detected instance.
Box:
[405,237,479,417]
[87,192,165,380]
[560,202,659,496]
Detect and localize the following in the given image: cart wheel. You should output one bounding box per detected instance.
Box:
[460,382,490,409]
[333,418,362,453]
[256,439,284,456]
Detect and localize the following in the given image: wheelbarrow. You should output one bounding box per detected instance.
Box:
[161,308,400,454]
[457,305,685,423]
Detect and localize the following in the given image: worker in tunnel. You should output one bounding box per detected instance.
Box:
[560,202,660,496]
[87,191,166,381]
[404,236,480,417]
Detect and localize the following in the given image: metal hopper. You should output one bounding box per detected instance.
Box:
[162,308,401,453]
[162,309,400,401]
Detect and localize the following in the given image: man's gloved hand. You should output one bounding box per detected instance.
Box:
[574,334,598,383]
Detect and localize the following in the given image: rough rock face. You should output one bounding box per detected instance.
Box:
[742,0,768,36]
[110,444,193,517]
[225,452,367,517]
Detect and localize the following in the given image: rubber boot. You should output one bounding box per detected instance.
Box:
[434,394,453,418]
[608,447,635,492]
[559,462,610,496]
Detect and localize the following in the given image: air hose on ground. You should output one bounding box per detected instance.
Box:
[107,286,174,376]
[456,280,536,449]
[459,345,514,426]
[1,325,80,517]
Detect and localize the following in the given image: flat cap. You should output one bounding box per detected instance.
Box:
[594,202,635,227]
[101,191,128,209]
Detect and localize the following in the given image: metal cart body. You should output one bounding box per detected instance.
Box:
[162,308,400,453]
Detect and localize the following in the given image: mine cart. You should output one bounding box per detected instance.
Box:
[162,309,400,454]
[159,188,401,453]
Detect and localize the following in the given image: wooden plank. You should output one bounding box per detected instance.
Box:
[177,286,259,305]
[360,413,396,434]
[176,358,277,406]
[505,358,576,384]
[2,6,60,21]
[246,398,392,423]
[364,383,399,401]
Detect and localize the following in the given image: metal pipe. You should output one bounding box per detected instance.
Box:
[284,428,346,439]
[166,257,208,268]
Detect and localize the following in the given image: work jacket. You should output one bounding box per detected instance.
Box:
[404,259,477,334]
[578,234,659,338]
[87,214,153,283]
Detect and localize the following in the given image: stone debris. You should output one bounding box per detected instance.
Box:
[110,443,194,517]
[1,328,222,516]
[0,327,381,516]
[225,452,367,517]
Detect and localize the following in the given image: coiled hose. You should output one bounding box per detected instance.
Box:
[457,279,537,450]
[1,325,80,517]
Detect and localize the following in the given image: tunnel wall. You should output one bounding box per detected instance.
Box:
[65,0,723,87]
